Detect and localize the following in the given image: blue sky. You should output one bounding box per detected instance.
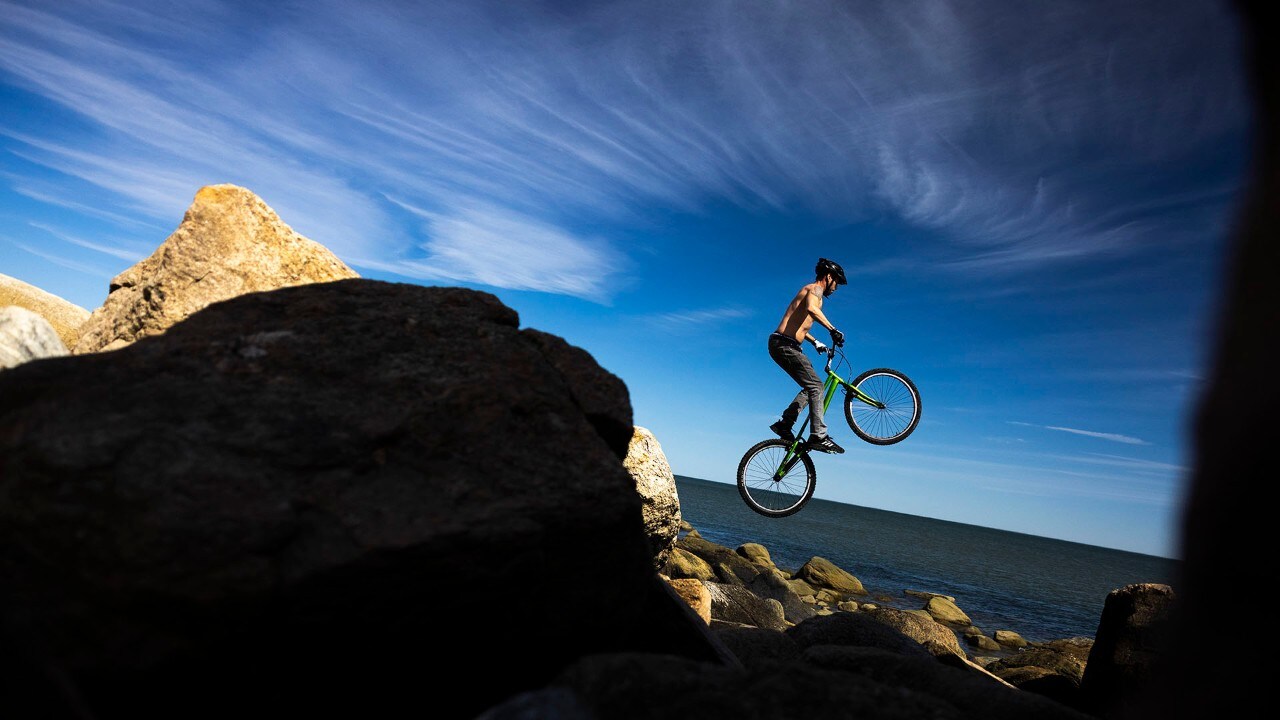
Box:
[0,0,1250,558]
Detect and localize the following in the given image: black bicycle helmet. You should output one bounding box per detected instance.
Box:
[816,257,847,285]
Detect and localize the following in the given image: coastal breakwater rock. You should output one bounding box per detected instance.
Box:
[622,426,682,567]
[0,306,68,369]
[0,279,726,718]
[72,184,358,353]
[0,271,90,348]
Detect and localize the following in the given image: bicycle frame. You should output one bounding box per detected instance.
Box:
[772,347,884,480]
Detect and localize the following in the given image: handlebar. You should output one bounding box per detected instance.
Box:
[823,345,842,374]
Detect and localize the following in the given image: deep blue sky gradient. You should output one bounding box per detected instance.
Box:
[0,0,1253,557]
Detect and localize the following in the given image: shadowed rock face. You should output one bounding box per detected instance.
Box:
[72,184,358,354]
[1081,584,1175,717]
[0,279,684,718]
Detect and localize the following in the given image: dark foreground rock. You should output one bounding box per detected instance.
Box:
[483,645,1094,720]
[0,279,725,718]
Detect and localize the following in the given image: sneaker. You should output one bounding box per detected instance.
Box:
[807,435,845,454]
[769,420,796,442]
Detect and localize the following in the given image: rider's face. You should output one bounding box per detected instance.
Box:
[823,275,838,297]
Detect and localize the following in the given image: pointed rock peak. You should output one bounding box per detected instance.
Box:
[74,184,359,353]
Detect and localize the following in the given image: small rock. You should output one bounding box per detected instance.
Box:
[736,543,775,569]
[995,630,1029,648]
[924,596,972,626]
[661,577,711,625]
[966,634,1002,651]
[661,547,715,581]
[837,601,859,612]
[796,557,866,595]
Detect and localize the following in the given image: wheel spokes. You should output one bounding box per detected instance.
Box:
[851,374,917,440]
[741,445,808,512]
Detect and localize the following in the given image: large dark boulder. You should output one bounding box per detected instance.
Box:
[1081,583,1176,718]
[0,279,720,718]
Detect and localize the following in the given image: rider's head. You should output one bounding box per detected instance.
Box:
[815,258,848,297]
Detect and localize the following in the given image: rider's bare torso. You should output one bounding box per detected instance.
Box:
[775,281,831,343]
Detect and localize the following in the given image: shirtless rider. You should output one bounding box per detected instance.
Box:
[767,258,848,454]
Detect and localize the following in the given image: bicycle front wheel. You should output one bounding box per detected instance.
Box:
[845,368,921,445]
[736,439,816,518]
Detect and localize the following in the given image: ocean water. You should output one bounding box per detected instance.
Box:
[674,475,1179,643]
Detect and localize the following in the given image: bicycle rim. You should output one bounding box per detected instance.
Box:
[736,439,816,517]
[846,369,921,445]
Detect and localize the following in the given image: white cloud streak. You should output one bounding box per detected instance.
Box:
[1009,420,1148,445]
[644,306,752,331]
[1044,425,1149,445]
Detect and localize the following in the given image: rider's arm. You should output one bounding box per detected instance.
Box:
[804,288,836,333]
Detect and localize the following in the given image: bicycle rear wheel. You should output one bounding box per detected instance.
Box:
[736,439,816,518]
[844,368,921,445]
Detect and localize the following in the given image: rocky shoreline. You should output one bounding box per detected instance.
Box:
[655,521,1173,715]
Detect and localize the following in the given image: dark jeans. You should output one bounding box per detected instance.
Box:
[768,332,827,438]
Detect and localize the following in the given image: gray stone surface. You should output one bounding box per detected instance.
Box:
[748,568,817,624]
[864,606,966,659]
[0,306,68,369]
[622,426,682,566]
[705,582,787,631]
[676,536,760,584]
[786,611,934,659]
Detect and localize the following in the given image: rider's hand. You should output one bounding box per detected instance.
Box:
[830,327,845,347]
[812,339,828,353]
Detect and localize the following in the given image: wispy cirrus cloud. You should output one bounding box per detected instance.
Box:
[370,198,627,300]
[643,306,753,332]
[1009,420,1148,445]
[0,0,1246,299]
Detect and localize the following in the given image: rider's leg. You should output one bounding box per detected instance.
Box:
[768,334,828,438]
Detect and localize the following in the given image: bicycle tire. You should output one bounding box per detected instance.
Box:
[736,438,817,518]
[844,368,921,445]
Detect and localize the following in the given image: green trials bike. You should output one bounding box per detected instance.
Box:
[737,346,920,518]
